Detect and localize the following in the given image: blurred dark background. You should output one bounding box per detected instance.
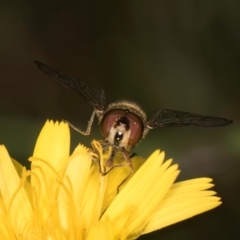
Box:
[0,1,239,239]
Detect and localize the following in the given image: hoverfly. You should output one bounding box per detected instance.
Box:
[35,61,233,174]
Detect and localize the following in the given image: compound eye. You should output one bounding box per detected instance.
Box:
[100,110,125,138]
[127,112,144,146]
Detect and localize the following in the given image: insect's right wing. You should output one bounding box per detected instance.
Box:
[147,109,233,128]
[34,61,105,112]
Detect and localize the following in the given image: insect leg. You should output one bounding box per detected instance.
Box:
[116,148,135,192]
[65,110,96,135]
[129,152,137,158]
[91,141,135,193]
[96,146,131,175]
[121,147,134,172]
[105,147,116,168]
[117,171,134,193]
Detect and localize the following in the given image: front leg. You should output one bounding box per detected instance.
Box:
[90,140,122,175]
[91,141,135,177]
[120,147,134,172]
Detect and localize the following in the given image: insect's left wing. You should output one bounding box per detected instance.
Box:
[34,61,105,112]
[147,109,233,128]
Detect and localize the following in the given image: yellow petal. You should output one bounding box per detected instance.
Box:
[32,120,70,171]
[87,217,115,240]
[103,156,146,211]
[143,178,221,233]
[63,144,92,211]
[0,145,32,236]
[0,196,15,239]
[12,158,32,205]
[81,164,109,234]
[30,120,70,223]
[102,150,180,236]
[58,144,93,236]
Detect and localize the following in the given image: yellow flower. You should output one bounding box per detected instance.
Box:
[0,120,221,239]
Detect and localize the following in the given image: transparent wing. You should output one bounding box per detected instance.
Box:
[147,109,233,128]
[35,61,105,111]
